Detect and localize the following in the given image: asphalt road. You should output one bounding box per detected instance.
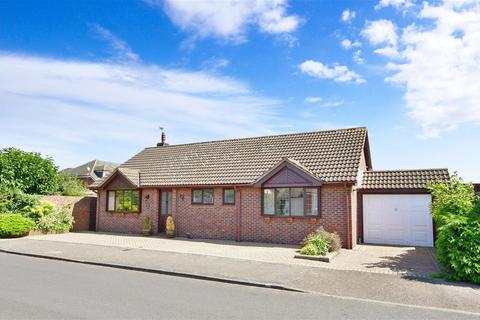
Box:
[0,253,478,320]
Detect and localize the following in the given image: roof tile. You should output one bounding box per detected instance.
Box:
[97,127,368,187]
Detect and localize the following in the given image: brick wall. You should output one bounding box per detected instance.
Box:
[96,185,354,248]
[174,188,237,240]
[239,185,351,247]
[97,189,159,235]
[40,195,96,232]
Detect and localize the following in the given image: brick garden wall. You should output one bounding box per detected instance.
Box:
[40,195,96,232]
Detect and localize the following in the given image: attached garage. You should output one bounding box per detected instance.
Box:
[359,169,449,247]
[363,194,433,246]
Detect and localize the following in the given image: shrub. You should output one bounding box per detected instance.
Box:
[24,200,55,222]
[36,205,74,234]
[427,173,480,284]
[0,213,35,238]
[0,189,40,214]
[300,227,342,256]
[57,173,87,196]
[435,220,480,284]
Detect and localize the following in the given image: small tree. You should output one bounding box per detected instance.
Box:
[57,173,87,196]
[0,148,59,195]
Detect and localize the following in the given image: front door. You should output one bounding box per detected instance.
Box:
[158,190,172,232]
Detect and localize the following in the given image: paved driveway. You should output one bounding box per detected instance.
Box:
[26,232,441,277]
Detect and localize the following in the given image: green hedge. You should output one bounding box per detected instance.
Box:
[428,174,480,284]
[0,214,35,238]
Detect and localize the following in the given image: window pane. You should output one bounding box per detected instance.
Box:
[275,188,290,216]
[290,188,304,216]
[123,191,133,211]
[115,191,123,211]
[224,189,235,204]
[263,189,275,215]
[161,191,172,214]
[305,188,318,216]
[108,191,115,211]
[203,189,214,204]
[192,190,203,203]
[131,191,139,212]
[167,192,172,213]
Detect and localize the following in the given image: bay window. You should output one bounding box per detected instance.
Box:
[263,187,319,217]
[107,190,140,212]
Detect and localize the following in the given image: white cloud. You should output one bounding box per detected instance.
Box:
[91,24,139,62]
[341,39,361,49]
[305,96,322,104]
[305,97,345,107]
[362,20,398,46]
[341,9,356,22]
[374,46,401,59]
[299,60,365,84]
[201,57,230,72]
[353,50,365,64]
[151,0,301,43]
[0,53,282,168]
[383,1,480,137]
[361,19,401,61]
[375,0,415,11]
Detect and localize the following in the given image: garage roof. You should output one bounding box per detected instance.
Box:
[361,169,449,189]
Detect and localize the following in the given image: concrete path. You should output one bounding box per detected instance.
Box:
[2,253,478,320]
[25,232,441,276]
[0,237,479,314]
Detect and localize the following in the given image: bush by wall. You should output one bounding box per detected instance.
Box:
[300,227,342,256]
[428,174,480,284]
[0,214,35,238]
[36,205,75,234]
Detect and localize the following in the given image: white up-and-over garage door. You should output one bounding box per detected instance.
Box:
[363,194,433,247]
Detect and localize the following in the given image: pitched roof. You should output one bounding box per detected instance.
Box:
[361,169,450,189]
[61,160,119,180]
[93,127,369,188]
[117,168,140,187]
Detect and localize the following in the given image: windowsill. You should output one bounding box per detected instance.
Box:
[191,203,214,205]
[261,214,320,218]
[223,203,235,205]
[106,211,141,215]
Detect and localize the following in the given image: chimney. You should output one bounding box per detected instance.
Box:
[157,127,169,147]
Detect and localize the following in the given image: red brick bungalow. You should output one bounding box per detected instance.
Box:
[90,127,448,248]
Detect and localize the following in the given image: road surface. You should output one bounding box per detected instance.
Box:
[0,253,477,319]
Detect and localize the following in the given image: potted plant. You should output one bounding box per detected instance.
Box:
[166,216,175,238]
[142,215,151,236]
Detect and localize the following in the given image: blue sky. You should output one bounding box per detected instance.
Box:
[0,0,479,181]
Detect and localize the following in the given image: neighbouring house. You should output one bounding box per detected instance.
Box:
[62,160,119,186]
[474,183,480,196]
[89,127,449,248]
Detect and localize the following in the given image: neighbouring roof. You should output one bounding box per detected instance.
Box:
[474,184,480,195]
[61,160,119,181]
[92,127,370,188]
[361,169,450,189]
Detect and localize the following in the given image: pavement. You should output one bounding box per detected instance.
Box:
[0,234,479,315]
[1,253,479,320]
[23,232,441,276]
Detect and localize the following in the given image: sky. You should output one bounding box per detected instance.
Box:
[0,0,479,181]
